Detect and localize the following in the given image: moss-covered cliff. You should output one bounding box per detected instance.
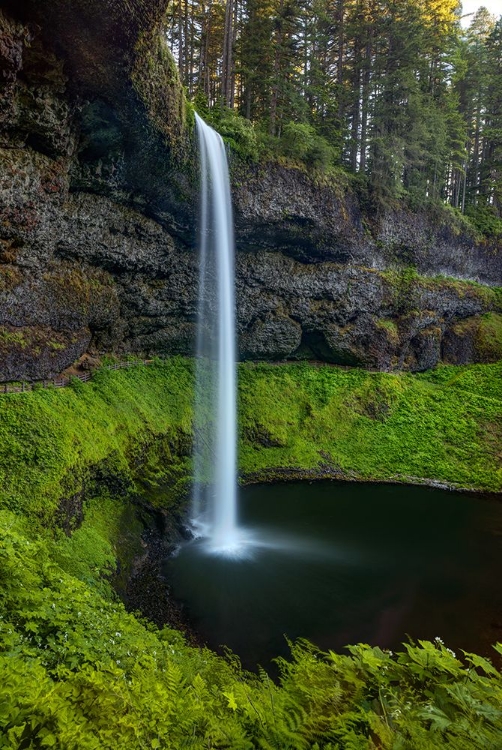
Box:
[1,360,500,531]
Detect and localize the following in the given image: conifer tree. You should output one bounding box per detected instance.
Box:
[164,0,502,230]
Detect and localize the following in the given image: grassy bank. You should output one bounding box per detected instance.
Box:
[0,357,195,598]
[0,358,194,523]
[1,359,500,523]
[240,361,502,492]
[1,358,502,747]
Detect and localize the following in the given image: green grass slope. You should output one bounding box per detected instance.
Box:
[0,359,499,523]
[239,362,502,492]
[0,358,194,523]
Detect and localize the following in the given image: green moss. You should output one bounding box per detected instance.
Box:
[425,277,502,310]
[0,264,22,291]
[1,358,500,531]
[47,340,66,351]
[379,268,502,315]
[0,327,28,348]
[476,313,502,361]
[47,493,143,598]
[238,361,502,492]
[446,312,502,363]
[380,266,420,313]
[0,357,194,523]
[132,29,188,146]
[44,263,117,319]
[376,318,400,343]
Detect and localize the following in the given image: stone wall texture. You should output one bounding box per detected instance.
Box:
[0,1,500,381]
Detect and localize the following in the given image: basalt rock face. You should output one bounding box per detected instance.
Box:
[235,254,501,370]
[233,164,502,284]
[0,0,195,381]
[0,2,501,382]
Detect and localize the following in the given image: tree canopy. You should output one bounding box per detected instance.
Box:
[167,1,502,231]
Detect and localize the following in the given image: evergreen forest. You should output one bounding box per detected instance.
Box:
[168,1,502,235]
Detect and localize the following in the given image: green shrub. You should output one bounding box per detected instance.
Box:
[280,121,335,171]
[465,203,502,238]
[202,105,259,162]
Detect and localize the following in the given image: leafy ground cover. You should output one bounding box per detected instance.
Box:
[0,358,501,746]
[1,506,502,749]
[0,511,502,750]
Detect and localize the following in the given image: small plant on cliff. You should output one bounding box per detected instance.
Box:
[0,327,28,349]
[201,105,259,162]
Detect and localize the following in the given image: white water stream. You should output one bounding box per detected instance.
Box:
[192,114,239,554]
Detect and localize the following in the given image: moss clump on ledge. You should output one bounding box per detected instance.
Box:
[476,313,502,361]
[132,28,190,148]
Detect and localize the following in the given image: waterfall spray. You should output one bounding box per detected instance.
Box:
[192,113,239,554]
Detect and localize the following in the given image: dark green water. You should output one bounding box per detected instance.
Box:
[163,482,502,670]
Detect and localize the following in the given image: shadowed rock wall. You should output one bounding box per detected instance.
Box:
[0,1,500,381]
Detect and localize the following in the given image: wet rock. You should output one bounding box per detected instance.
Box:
[0,2,500,382]
[233,162,368,263]
[442,319,479,365]
[239,313,302,359]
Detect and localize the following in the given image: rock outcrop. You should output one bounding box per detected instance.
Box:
[0,1,500,381]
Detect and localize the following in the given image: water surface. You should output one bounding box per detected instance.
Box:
[163,482,502,669]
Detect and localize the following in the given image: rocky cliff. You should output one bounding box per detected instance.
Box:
[0,0,501,381]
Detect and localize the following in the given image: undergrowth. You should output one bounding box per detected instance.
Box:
[0,358,501,746]
[1,507,502,749]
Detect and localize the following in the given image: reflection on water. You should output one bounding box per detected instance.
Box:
[163,482,502,670]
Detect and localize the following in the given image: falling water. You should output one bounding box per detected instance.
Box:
[192,113,239,554]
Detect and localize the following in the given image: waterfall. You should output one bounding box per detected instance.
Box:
[192,113,239,554]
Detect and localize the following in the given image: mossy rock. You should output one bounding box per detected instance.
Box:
[443,313,502,365]
[476,312,502,362]
[131,29,187,148]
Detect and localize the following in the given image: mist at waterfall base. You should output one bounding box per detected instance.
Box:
[192,114,240,555]
[164,482,502,670]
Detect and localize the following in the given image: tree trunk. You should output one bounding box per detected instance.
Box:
[222,0,234,106]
